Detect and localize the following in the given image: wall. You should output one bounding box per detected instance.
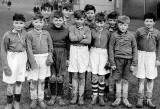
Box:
[123,0,158,19]
[74,0,115,13]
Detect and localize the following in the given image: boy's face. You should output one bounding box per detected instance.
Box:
[52,17,64,28]
[144,19,155,29]
[85,10,95,21]
[13,20,25,31]
[95,21,105,30]
[74,17,85,27]
[108,18,117,27]
[41,8,52,18]
[118,22,128,33]
[62,9,73,18]
[32,19,44,30]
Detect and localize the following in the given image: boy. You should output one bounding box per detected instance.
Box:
[134,13,160,108]
[104,11,119,99]
[40,2,54,100]
[27,16,53,109]
[25,6,42,31]
[41,2,53,28]
[90,12,110,106]
[62,3,74,29]
[46,11,69,106]
[68,10,91,105]
[1,13,27,109]
[107,11,119,33]
[84,4,96,29]
[109,15,137,108]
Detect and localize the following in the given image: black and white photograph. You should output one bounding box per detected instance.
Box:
[0,0,160,109]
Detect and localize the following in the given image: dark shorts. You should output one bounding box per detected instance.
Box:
[112,58,132,81]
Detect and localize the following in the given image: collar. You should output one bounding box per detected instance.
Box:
[118,30,128,36]
[75,24,84,30]
[33,29,43,34]
[51,24,64,30]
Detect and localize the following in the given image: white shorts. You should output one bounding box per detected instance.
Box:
[134,51,157,79]
[68,45,89,73]
[3,51,27,84]
[27,53,51,81]
[90,47,109,75]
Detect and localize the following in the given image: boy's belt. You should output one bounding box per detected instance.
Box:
[71,43,88,47]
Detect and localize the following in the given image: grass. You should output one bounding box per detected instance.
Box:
[1,1,160,109]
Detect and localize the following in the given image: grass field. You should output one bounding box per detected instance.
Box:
[1,1,160,109]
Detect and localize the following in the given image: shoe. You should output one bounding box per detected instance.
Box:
[146,99,156,109]
[5,104,12,109]
[111,98,121,107]
[78,96,84,105]
[47,96,56,106]
[30,99,37,109]
[39,100,47,109]
[123,98,132,108]
[91,95,98,105]
[70,94,77,104]
[13,101,20,109]
[99,95,105,106]
[136,98,143,108]
[57,96,66,106]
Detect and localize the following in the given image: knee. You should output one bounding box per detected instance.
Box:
[7,84,14,95]
[123,79,128,84]
[79,73,85,80]
[72,73,78,79]
[16,81,22,87]
[98,75,105,83]
[92,74,98,83]
[39,79,45,84]
[30,80,37,90]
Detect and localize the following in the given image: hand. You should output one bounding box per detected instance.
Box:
[26,61,31,71]
[4,66,12,76]
[49,74,57,83]
[32,62,38,70]
[57,75,63,82]
[130,66,135,72]
[83,34,86,39]
[104,62,111,70]
[111,66,116,70]
[46,54,53,66]
[66,60,69,67]
[155,60,160,66]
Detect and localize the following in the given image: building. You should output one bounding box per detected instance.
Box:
[72,0,160,19]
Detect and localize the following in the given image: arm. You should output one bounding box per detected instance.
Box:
[131,35,138,66]
[47,31,54,54]
[80,27,91,44]
[109,34,116,66]
[1,33,9,70]
[26,33,38,70]
[65,32,70,60]
[69,26,79,42]
[156,31,160,61]
[46,32,54,66]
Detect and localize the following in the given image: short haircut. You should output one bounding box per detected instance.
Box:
[41,2,53,11]
[13,13,25,22]
[108,11,119,19]
[144,12,156,22]
[74,10,86,19]
[32,15,43,20]
[33,6,40,13]
[84,4,96,13]
[62,3,73,10]
[95,12,106,22]
[53,10,64,18]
